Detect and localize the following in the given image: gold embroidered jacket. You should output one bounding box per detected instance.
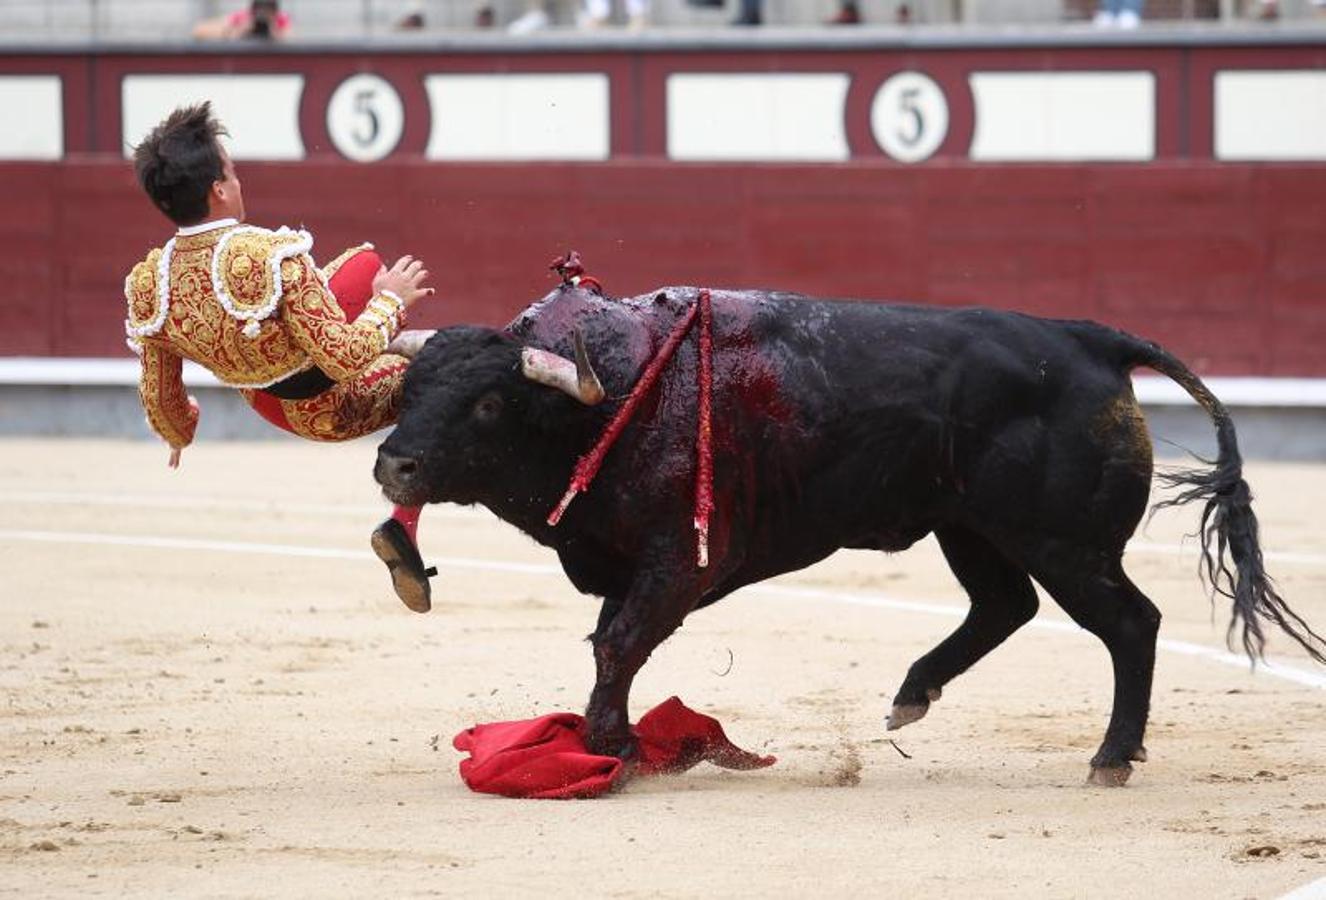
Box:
[124,222,407,449]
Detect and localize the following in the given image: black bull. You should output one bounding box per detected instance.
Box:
[375,284,1325,785]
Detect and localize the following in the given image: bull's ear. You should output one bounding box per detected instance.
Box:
[520,331,604,405]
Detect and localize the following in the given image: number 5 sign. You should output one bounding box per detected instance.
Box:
[871,71,949,163]
[326,73,405,162]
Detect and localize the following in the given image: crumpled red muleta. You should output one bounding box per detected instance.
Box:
[453,697,776,799]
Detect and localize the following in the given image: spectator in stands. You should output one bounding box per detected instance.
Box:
[396,4,426,29]
[730,0,862,25]
[827,1,862,23]
[1093,0,1143,27]
[501,0,653,32]
[193,0,292,41]
[507,1,552,33]
[731,0,763,24]
[582,0,652,29]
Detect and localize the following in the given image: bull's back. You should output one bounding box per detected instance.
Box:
[512,287,1146,572]
[717,296,1147,562]
[742,299,1146,447]
[745,297,1129,410]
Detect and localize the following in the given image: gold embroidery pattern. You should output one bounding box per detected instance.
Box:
[124,248,164,338]
[279,255,404,383]
[245,354,409,442]
[126,227,407,448]
[215,227,311,318]
[161,235,310,388]
[138,341,198,449]
[124,230,402,390]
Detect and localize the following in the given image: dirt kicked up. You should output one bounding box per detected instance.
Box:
[1,439,1323,898]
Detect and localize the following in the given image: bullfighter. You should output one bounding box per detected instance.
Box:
[123,102,436,612]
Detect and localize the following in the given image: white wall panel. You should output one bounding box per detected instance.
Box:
[1216,71,1326,161]
[0,76,63,160]
[425,74,609,161]
[667,73,850,162]
[122,75,305,160]
[970,71,1154,161]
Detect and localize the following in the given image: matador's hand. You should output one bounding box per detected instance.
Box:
[166,396,200,469]
[373,255,434,308]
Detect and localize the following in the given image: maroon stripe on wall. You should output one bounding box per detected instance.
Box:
[4,159,1324,375]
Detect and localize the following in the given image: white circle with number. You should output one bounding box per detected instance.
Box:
[871,71,949,164]
[326,73,404,163]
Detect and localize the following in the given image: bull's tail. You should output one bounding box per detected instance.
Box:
[1115,336,1326,665]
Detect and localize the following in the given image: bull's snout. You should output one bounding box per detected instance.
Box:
[375,447,422,493]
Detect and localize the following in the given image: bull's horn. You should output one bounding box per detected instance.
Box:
[521,331,605,405]
[571,330,606,405]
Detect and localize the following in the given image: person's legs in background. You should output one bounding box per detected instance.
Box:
[1095,0,1142,26]
[732,0,761,25]
[508,0,550,33]
[625,0,650,28]
[583,0,611,25]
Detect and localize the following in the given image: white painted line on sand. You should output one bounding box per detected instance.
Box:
[3,490,1325,567]
[748,583,1326,690]
[0,490,489,521]
[3,527,1322,690]
[1277,876,1326,900]
[1129,539,1326,568]
[0,529,559,576]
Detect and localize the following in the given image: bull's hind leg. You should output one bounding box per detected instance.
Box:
[1030,553,1160,786]
[888,526,1039,730]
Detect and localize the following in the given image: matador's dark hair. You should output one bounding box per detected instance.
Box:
[131,102,228,226]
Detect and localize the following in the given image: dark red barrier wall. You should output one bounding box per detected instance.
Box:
[3,159,1325,375]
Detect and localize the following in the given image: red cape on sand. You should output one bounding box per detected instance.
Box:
[453,697,776,799]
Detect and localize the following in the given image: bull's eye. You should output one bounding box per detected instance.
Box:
[473,391,504,425]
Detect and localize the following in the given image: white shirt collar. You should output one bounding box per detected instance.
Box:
[176,217,239,237]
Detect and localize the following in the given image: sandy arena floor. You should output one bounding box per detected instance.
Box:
[0,438,1323,898]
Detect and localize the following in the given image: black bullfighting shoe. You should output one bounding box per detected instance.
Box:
[370,518,437,614]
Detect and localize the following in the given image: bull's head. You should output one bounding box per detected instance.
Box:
[374,325,604,508]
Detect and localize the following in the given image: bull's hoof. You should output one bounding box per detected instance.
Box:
[886,703,929,731]
[886,687,941,731]
[587,734,639,763]
[1087,764,1133,787]
[1131,745,1148,763]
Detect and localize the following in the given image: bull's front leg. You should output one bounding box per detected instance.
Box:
[584,564,697,759]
